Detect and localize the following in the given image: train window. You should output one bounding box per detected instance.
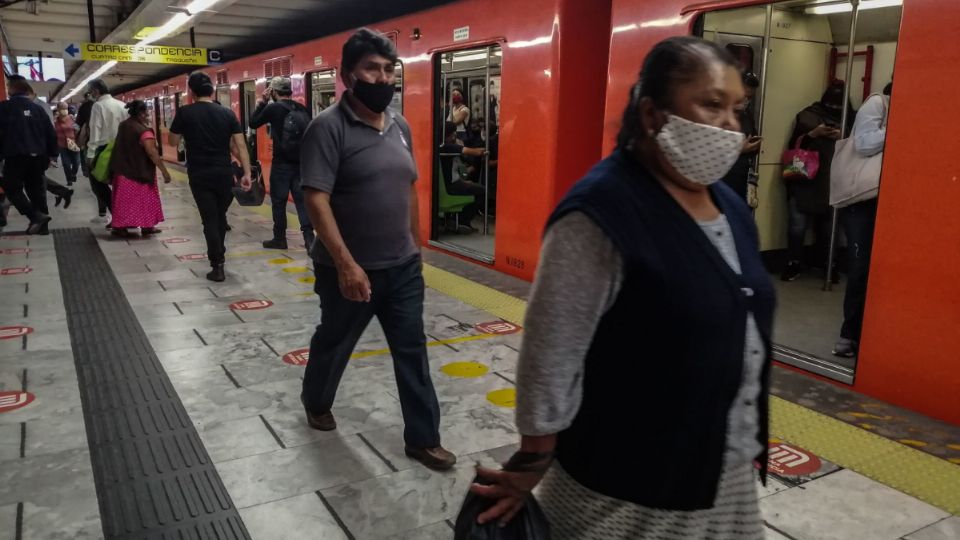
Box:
[430,44,502,264]
[700,1,902,382]
[161,95,174,127]
[308,69,337,118]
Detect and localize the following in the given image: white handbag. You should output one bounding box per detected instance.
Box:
[829,94,889,208]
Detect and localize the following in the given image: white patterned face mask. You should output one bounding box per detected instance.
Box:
[655,113,745,186]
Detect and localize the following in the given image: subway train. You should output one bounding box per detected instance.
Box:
[118,0,958,426]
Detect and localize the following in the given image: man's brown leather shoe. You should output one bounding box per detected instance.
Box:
[405,445,457,471]
[301,396,336,431]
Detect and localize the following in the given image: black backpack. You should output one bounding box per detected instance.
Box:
[278,101,310,161]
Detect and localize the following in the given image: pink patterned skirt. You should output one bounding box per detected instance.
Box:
[111,174,165,228]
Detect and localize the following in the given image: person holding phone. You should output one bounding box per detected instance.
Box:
[721,72,761,204]
[781,80,853,282]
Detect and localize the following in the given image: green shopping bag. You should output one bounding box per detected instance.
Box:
[90,142,114,184]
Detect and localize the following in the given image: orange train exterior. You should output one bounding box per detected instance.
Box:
[122,0,959,426]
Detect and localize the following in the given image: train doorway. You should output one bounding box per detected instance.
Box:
[239,80,259,160]
[430,44,502,264]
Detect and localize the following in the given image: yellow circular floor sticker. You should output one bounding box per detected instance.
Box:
[269,258,294,265]
[440,362,489,378]
[487,388,516,408]
[298,276,316,284]
[282,266,310,273]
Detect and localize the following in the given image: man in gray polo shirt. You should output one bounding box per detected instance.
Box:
[299,28,454,471]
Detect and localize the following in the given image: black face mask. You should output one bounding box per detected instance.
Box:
[352,79,394,113]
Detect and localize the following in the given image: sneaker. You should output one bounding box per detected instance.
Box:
[832,338,858,358]
[263,238,288,250]
[780,260,801,282]
[405,445,457,471]
[62,189,74,209]
[301,396,337,431]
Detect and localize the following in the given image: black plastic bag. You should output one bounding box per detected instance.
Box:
[454,475,551,540]
[232,162,265,206]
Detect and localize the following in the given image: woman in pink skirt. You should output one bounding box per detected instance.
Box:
[107,100,171,237]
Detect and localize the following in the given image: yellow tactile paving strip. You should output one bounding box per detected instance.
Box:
[170,166,960,514]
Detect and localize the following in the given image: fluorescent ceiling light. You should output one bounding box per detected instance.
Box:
[63,60,117,100]
[806,0,902,15]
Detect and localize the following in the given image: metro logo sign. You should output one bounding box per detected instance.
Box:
[0,391,35,413]
[0,267,31,275]
[229,299,273,311]
[177,253,207,261]
[1,248,30,255]
[767,442,823,476]
[475,321,522,335]
[0,326,32,340]
[282,348,309,366]
[162,237,190,244]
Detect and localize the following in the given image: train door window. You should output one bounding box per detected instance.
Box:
[699,1,902,383]
[308,69,337,118]
[216,85,231,107]
[391,61,403,113]
[239,81,258,160]
[430,44,502,264]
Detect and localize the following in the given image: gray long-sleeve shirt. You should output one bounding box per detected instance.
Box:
[515,211,764,466]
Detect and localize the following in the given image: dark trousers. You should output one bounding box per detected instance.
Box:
[448,180,487,224]
[84,155,111,215]
[302,256,441,448]
[269,161,313,241]
[45,176,71,198]
[786,195,831,266]
[839,198,878,341]
[190,180,233,266]
[59,148,80,184]
[1,155,48,222]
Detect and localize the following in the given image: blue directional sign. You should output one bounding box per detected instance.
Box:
[63,43,80,59]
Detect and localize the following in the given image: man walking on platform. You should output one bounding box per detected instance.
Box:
[0,77,57,234]
[299,29,454,471]
[86,78,126,224]
[249,76,314,251]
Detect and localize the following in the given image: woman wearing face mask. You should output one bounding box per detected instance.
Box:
[468,37,776,539]
[107,100,171,237]
[781,80,853,282]
[54,102,81,186]
[447,89,470,141]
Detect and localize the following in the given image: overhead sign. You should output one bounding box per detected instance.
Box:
[63,42,224,66]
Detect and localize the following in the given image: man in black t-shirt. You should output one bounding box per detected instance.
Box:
[249,76,314,251]
[169,72,252,282]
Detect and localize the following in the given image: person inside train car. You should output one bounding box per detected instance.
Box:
[0,76,57,234]
[781,80,852,283]
[440,120,486,231]
[832,81,891,359]
[106,100,170,238]
[168,72,252,283]
[299,28,455,472]
[8,75,75,215]
[86,78,126,224]
[248,76,315,251]
[720,71,761,204]
[469,36,775,539]
[448,88,470,141]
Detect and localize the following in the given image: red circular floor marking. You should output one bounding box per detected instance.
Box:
[230,299,274,311]
[177,253,207,261]
[0,248,30,255]
[0,267,31,275]
[0,326,32,340]
[0,391,35,413]
[475,321,522,335]
[767,442,823,476]
[0,235,29,241]
[282,348,310,366]
[162,237,190,244]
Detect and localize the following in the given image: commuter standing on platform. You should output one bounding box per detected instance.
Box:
[0,77,57,234]
[86,79,126,224]
[470,37,775,539]
[54,102,81,187]
[249,76,315,251]
[169,72,252,283]
[299,29,454,471]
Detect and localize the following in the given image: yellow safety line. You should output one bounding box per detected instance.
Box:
[175,165,960,514]
[350,333,498,360]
